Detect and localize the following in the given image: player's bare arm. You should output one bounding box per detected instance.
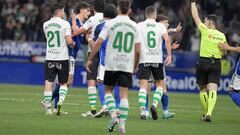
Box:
[191,0,202,26]
[168,23,182,33]
[134,43,140,72]
[86,38,104,72]
[163,33,172,66]
[86,38,94,48]
[65,35,75,48]
[85,28,94,48]
[71,13,86,36]
[219,43,240,53]
[175,23,182,32]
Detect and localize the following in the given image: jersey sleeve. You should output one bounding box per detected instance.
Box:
[198,23,208,33]
[42,23,45,32]
[65,22,72,36]
[135,26,141,44]
[43,23,47,38]
[94,24,102,41]
[82,17,93,30]
[99,23,108,40]
[160,24,168,36]
[223,34,227,43]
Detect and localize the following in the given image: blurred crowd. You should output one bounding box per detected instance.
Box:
[0,0,240,51]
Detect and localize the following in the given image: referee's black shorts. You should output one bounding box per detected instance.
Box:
[196,57,221,85]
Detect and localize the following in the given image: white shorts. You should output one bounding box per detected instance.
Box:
[69,56,75,75]
[230,73,240,91]
[97,64,105,81]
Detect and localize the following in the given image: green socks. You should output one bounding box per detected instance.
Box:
[59,86,68,103]
[152,87,163,108]
[105,93,117,118]
[88,86,97,111]
[119,98,129,124]
[44,91,52,108]
[138,88,147,115]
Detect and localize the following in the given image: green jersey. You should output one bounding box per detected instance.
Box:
[198,23,226,59]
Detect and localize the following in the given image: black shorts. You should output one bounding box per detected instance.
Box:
[196,57,221,85]
[138,63,164,80]
[44,60,69,84]
[104,71,133,88]
[87,52,100,80]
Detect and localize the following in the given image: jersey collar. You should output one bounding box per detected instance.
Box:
[116,15,130,19]
[146,18,156,22]
[51,17,62,20]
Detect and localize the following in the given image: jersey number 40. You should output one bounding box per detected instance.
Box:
[113,31,134,53]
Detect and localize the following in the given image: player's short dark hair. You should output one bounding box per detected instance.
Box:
[104,4,117,19]
[145,6,156,18]
[74,2,91,14]
[156,15,169,22]
[206,14,218,26]
[106,0,117,6]
[50,3,64,15]
[117,0,130,14]
[93,0,105,12]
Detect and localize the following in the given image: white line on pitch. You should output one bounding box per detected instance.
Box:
[0,98,24,102]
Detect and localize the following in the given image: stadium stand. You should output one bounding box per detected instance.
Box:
[0,0,239,51]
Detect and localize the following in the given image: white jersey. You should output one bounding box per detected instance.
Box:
[230,58,240,90]
[82,12,104,52]
[43,17,71,60]
[137,19,167,63]
[99,15,140,73]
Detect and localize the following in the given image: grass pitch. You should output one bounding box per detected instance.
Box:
[0,84,239,135]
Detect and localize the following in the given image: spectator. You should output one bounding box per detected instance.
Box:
[2,14,15,40]
[0,0,239,51]
[13,20,26,42]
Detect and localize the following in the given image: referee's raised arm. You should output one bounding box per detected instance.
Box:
[191,0,202,26]
[190,0,228,123]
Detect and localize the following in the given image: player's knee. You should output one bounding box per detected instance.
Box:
[88,80,96,86]
[120,92,128,99]
[59,83,68,87]
[156,80,163,88]
[198,85,207,91]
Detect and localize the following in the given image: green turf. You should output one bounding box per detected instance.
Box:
[0,84,239,135]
